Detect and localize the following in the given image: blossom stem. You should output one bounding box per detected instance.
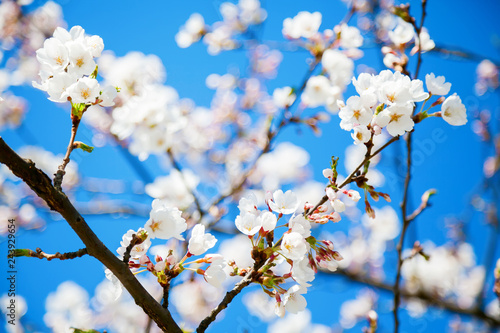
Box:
[54,114,82,191]
[305,135,401,217]
[393,130,414,333]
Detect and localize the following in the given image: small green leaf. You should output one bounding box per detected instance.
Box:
[73,141,94,153]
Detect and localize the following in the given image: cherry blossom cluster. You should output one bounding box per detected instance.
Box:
[401,242,485,311]
[108,198,226,299]
[32,25,116,115]
[175,0,266,54]
[382,18,435,70]
[282,11,364,113]
[232,189,346,316]
[338,70,467,144]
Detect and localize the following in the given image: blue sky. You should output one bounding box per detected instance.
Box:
[1,0,500,332]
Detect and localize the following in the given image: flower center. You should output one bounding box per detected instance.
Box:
[390,113,403,122]
[81,88,90,99]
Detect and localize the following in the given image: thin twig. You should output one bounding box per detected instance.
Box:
[54,115,81,191]
[305,135,401,216]
[10,247,88,261]
[393,131,413,333]
[196,269,254,333]
[333,268,500,327]
[122,233,139,264]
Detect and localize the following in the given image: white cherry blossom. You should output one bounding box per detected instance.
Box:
[65,77,100,104]
[426,73,451,96]
[204,258,227,288]
[282,11,322,39]
[281,231,308,260]
[441,93,467,126]
[145,199,187,240]
[235,213,262,235]
[282,284,307,314]
[188,224,217,256]
[268,189,299,215]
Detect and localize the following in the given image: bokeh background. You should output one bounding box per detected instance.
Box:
[1,0,500,332]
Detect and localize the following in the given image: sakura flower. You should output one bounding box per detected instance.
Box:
[321,49,354,87]
[282,284,307,314]
[301,75,339,108]
[237,192,260,216]
[351,125,372,145]
[346,189,361,202]
[46,72,77,102]
[188,224,217,256]
[116,229,151,260]
[175,13,205,48]
[317,257,339,272]
[98,85,117,107]
[258,211,277,232]
[416,27,435,52]
[235,213,262,235]
[67,41,96,77]
[375,104,414,136]
[268,189,299,215]
[204,258,227,288]
[86,35,104,57]
[425,73,451,96]
[332,198,346,213]
[35,37,69,72]
[64,76,100,104]
[282,11,322,39]
[338,23,363,49]
[273,86,296,108]
[53,25,85,44]
[339,95,374,131]
[388,20,414,45]
[441,93,467,126]
[104,269,123,301]
[289,214,311,238]
[410,79,429,102]
[281,231,308,260]
[145,199,187,240]
[292,258,315,286]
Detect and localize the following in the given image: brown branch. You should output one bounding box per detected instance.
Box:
[305,135,401,217]
[432,45,500,67]
[406,188,436,222]
[196,269,254,333]
[410,0,427,79]
[333,268,500,327]
[394,131,414,333]
[11,247,88,261]
[0,137,182,333]
[122,233,139,264]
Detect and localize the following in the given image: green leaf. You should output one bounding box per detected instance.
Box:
[73,141,94,153]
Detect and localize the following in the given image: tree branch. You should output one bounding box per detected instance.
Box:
[394,131,414,333]
[333,268,500,327]
[11,247,88,261]
[196,269,254,333]
[0,137,182,333]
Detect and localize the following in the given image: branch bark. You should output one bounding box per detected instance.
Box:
[0,137,182,333]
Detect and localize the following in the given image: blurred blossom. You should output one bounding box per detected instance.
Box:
[340,289,376,328]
